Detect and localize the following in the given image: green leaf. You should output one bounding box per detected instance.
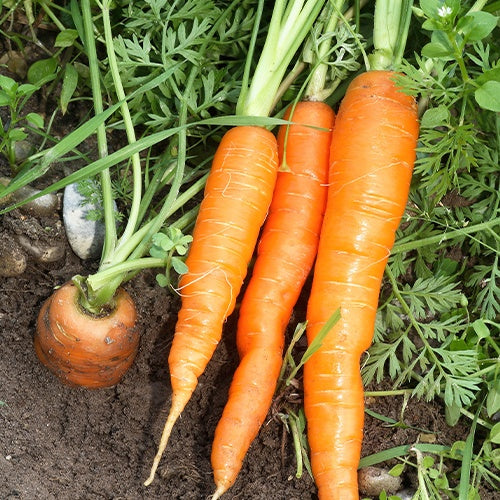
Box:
[155,273,169,288]
[0,74,17,94]
[25,112,44,129]
[54,29,79,48]
[171,257,188,275]
[471,319,490,340]
[27,58,58,86]
[490,422,500,444]
[8,128,27,141]
[60,64,79,115]
[421,41,453,59]
[421,104,450,128]
[445,400,461,426]
[487,379,500,417]
[0,90,11,106]
[419,0,442,20]
[389,464,405,477]
[475,66,500,86]
[474,81,500,112]
[16,83,40,98]
[457,12,498,42]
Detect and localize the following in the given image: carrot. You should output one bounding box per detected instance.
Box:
[145,0,328,486]
[34,281,139,388]
[304,69,419,499]
[144,125,279,485]
[210,101,335,499]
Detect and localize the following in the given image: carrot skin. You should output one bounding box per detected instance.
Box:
[144,126,280,486]
[304,71,419,499]
[35,281,139,388]
[211,102,335,497]
[169,126,279,411]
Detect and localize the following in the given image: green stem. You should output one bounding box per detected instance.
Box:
[392,217,500,254]
[100,0,143,258]
[305,0,345,101]
[368,0,414,70]
[81,0,117,262]
[237,0,327,117]
[364,389,413,397]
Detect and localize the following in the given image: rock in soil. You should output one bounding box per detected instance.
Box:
[358,466,402,497]
[63,182,106,260]
[0,176,59,217]
[0,232,26,276]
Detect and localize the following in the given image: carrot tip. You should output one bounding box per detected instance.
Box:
[211,485,226,500]
[144,407,181,487]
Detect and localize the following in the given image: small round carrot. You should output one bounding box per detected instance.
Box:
[304,69,419,499]
[34,281,139,388]
[211,101,335,498]
[144,125,279,485]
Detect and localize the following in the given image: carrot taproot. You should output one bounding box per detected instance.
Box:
[144,125,279,485]
[210,101,335,499]
[303,69,419,499]
[34,281,139,388]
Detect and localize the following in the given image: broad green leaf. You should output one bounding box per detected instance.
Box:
[475,66,500,86]
[25,112,44,129]
[421,104,450,128]
[171,257,188,275]
[445,400,461,426]
[487,379,500,417]
[16,83,40,97]
[8,128,27,141]
[475,81,500,112]
[27,58,58,86]
[54,29,79,48]
[0,90,11,106]
[490,422,500,444]
[457,11,498,42]
[0,74,17,93]
[389,464,405,477]
[419,0,442,20]
[60,64,79,115]
[422,41,453,59]
[155,273,169,287]
[471,319,490,340]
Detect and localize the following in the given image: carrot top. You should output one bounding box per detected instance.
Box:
[368,0,415,71]
[236,0,327,117]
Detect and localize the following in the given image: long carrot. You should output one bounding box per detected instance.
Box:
[303,2,419,498]
[211,100,335,499]
[144,1,328,486]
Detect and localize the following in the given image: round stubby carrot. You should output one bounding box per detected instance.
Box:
[211,101,335,499]
[145,125,279,485]
[304,70,419,499]
[34,281,139,388]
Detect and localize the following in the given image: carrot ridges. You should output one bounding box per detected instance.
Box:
[304,71,419,499]
[211,101,335,498]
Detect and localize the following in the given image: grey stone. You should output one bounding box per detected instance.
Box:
[62,182,106,260]
[358,466,403,497]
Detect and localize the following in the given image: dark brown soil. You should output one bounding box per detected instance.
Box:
[0,204,479,499]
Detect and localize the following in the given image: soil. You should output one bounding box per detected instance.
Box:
[0,206,480,500]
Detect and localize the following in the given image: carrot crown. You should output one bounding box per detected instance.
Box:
[236,0,327,117]
[369,0,414,71]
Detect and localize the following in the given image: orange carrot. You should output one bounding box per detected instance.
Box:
[210,101,335,498]
[304,70,419,499]
[35,281,139,388]
[144,125,279,485]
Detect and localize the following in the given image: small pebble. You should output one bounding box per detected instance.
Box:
[14,140,33,162]
[0,235,26,277]
[62,182,106,260]
[0,176,58,217]
[395,488,417,500]
[15,234,65,263]
[358,466,402,497]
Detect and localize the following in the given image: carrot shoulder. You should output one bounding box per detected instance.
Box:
[144,125,278,485]
[304,70,419,499]
[211,101,335,498]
